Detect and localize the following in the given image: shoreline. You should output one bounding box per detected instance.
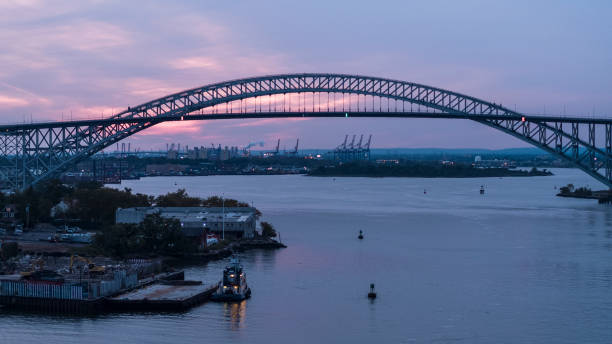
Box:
[7,236,286,261]
[166,237,287,266]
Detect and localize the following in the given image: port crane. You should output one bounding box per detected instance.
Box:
[263,139,280,157]
[288,139,299,156]
[332,134,372,161]
[356,135,364,150]
[348,135,356,150]
[340,135,348,150]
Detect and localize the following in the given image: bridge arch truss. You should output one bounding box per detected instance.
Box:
[0,73,611,189]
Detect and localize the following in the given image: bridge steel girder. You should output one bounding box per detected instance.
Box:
[1,73,611,190]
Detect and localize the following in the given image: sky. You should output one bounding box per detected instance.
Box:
[1,0,611,151]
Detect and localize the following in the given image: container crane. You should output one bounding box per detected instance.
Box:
[289,139,299,156]
[348,135,356,150]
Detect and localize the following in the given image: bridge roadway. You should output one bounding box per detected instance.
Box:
[1,111,610,132]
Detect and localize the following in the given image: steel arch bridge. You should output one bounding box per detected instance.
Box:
[1,73,611,190]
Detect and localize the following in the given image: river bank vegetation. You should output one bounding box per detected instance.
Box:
[308,161,553,178]
[93,213,197,257]
[2,180,258,230]
[1,180,275,258]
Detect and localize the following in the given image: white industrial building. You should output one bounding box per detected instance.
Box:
[116,207,257,240]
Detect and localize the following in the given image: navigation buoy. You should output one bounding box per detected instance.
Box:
[423,189,427,194]
[358,230,364,240]
[480,185,485,195]
[368,283,377,299]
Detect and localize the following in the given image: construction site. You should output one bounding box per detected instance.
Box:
[0,253,217,313]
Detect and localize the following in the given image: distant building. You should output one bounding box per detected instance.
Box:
[116,207,257,241]
[187,147,199,160]
[375,159,400,165]
[220,147,230,161]
[145,164,188,175]
[473,157,517,169]
[167,150,178,159]
[197,146,208,159]
[0,204,16,222]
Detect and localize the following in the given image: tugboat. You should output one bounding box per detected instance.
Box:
[211,256,251,302]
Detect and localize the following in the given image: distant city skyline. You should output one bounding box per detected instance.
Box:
[1,0,611,149]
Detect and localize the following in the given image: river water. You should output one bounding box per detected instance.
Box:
[2,169,612,343]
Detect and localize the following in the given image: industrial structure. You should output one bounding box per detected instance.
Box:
[288,139,299,156]
[333,134,372,161]
[0,73,611,189]
[163,140,297,160]
[262,139,281,158]
[116,207,257,240]
[242,141,264,156]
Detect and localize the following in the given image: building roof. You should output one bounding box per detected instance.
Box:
[119,206,255,214]
[117,206,256,224]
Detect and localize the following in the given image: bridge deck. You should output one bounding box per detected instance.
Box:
[1,111,611,132]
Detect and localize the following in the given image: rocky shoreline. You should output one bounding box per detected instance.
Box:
[2,237,286,274]
[165,237,286,266]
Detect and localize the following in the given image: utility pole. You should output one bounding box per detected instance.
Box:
[222,194,225,241]
[25,204,30,229]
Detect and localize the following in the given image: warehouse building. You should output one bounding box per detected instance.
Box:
[115,207,257,240]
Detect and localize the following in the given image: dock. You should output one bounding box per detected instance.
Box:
[0,269,210,314]
[107,281,218,312]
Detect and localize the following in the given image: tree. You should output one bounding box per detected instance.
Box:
[68,186,151,228]
[94,214,197,257]
[155,189,201,207]
[261,221,276,238]
[1,242,19,260]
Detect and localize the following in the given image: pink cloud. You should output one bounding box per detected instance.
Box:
[142,121,203,136]
[123,78,184,100]
[0,19,131,76]
[224,118,312,128]
[0,95,29,108]
[169,57,219,70]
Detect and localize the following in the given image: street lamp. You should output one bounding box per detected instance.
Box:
[222,193,225,240]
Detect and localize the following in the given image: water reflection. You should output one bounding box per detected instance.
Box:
[222,301,246,331]
[2,171,611,343]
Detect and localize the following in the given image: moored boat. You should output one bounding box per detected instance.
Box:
[211,256,251,302]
